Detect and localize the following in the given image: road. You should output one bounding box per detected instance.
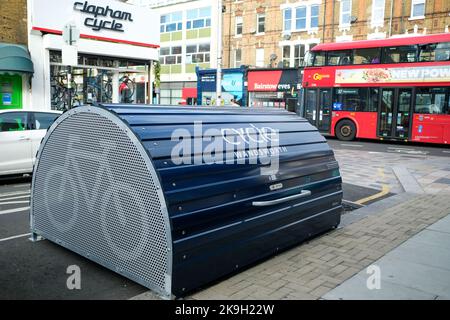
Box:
[0,138,448,299]
[326,137,450,157]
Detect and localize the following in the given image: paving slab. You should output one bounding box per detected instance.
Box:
[323,214,450,300]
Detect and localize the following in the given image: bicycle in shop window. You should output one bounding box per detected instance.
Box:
[51,72,82,111]
[119,75,136,103]
[86,71,114,104]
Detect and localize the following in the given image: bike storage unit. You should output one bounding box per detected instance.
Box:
[30,104,343,299]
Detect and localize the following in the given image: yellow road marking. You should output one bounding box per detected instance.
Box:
[355,169,391,205]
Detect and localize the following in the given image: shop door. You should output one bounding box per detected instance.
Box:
[378,88,413,139]
[304,89,332,133]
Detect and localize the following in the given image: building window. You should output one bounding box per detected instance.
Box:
[160,46,182,65]
[257,13,265,34]
[310,5,320,28]
[294,44,305,67]
[411,0,426,18]
[235,16,243,36]
[283,8,292,32]
[256,48,265,67]
[371,0,385,27]
[283,45,291,67]
[340,0,352,27]
[186,7,211,30]
[160,12,182,33]
[295,6,307,30]
[186,43,210,64]
[234,49,242,67]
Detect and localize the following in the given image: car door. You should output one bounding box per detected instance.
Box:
[30,112,61,165]
[0,112,33,175]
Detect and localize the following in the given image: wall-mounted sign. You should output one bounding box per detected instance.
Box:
[336,66,450,84]
[2,93,12,105]
[73,1,133,33]
[31,0,159,48]
[248,70,299,92]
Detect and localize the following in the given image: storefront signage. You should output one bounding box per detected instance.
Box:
[248,70,299,92]
[74,1,133,32]
[2,93,12,105]
[31,0,159,48]
[336,66,450,84]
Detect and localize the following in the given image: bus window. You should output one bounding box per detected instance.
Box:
[419,42,450,62]
[368,88,379,112]
[333,88,370,112]
[353,48,381,64]
[414,88,448,115]
[313,52,326,66]
[327,50,352,66]
[382,46,418,63]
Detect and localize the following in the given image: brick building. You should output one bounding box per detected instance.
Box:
[223,0,450,69]
[0,0,28,45]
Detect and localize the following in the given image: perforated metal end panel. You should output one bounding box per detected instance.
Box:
[31,107,172,299]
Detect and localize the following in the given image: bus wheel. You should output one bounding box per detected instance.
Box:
[336,120,357,141]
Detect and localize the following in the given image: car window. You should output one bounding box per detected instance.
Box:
[0,112,28,132]
[34,113,60,130]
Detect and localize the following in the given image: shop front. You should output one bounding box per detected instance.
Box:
[247,68,300,112]
[0,43,34,110]
[196,66,247,106]
[28,0,159,111]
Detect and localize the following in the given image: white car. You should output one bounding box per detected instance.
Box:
[0,109,62,176]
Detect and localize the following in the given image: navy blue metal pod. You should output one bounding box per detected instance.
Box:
[30,104,342,299]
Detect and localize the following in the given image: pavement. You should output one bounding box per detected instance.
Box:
[1,139,450,300]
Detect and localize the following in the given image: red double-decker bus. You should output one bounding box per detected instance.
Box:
[301,33,450,145]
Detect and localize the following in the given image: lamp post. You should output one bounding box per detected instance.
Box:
[216,0,223,106]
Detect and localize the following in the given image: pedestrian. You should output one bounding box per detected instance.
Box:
[230,99,240,107]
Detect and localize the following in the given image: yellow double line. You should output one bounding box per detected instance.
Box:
[355,168,391,206]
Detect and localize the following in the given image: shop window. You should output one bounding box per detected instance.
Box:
[0,112,27,132]
[186,44,210,64]
[415,87,449,115]
[161,12,183,33]
[333,88,375,112]
[187,7,211,30]
[327,50,352,66]
[353,48,381,64]
[382,46,418,63]
[419,42,450,62]
[283,8,292,32]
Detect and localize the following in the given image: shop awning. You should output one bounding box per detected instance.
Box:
[0,43,34,74]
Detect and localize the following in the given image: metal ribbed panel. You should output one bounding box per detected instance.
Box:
[31,108,172,298]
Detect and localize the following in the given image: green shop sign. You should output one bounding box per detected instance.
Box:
[0,74,22,110]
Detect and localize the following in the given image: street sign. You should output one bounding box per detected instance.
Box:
[62,23,79,66]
